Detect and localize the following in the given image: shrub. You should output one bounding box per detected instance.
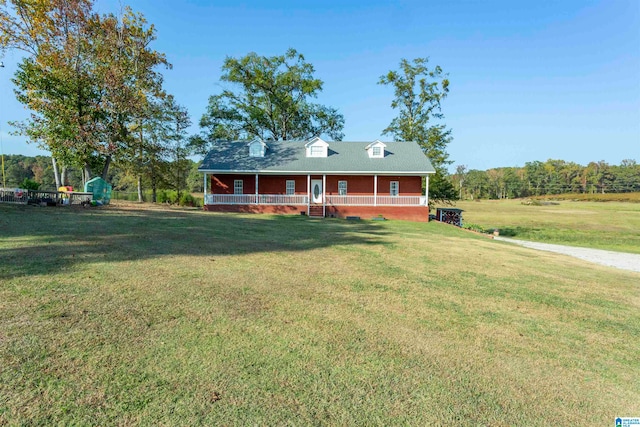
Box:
[21,178,40,191]
[179,193,196,207]
[157,190,178,204]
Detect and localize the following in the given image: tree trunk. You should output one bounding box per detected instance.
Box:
[61,167,67,187]
[83,163,92,187]
[151,166,157,203]
[137,175,143,202]
[51,157,62,188]
[101,155,111,180]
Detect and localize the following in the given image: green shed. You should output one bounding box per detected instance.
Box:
[84,177,112,204]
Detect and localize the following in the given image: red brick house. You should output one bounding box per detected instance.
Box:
[199,137,436,221]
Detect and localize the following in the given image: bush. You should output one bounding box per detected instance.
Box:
[21,178,40,191]
[462,223,489,233]
[179,193,195,207]
[157,190,178,204]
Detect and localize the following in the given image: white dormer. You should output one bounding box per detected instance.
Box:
[365,140,386,158]
[248,139,268,157]
[305,137,329,158]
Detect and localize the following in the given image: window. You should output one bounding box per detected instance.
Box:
[338,180,347,196]
[310,146,324,156]
[390,181,399,196]
[249,144,262,157]
[372,146,381,157]
[234,180,243,195]
[248,140,266,157]
[286,180,295,195]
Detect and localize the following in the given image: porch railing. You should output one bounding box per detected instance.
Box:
[204,193,426,206]
[326,195,426,206]
[205,194,308,205]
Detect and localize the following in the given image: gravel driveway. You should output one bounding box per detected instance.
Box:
[494,237,640,273]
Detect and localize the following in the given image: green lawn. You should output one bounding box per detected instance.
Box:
[450,199,640,254]
[1,203,638,425]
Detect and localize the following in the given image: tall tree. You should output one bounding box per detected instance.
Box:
[162,95,191,201]
[379,57,456,203]
[1,1,169,183]
[195,48,344,153]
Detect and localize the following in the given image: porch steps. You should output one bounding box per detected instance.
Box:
[308,205,324,218]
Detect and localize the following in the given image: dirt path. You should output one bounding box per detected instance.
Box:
[494,237,640,273]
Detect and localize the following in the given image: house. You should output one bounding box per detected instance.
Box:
[198,137,436,221]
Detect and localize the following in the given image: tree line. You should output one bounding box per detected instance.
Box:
[451,159,640,200]
[1,1,454,203]
[0,153,204,196]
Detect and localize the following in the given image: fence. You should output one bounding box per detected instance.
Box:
[0,188,92,206]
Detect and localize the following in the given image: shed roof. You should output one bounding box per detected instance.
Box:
[198,140,436,175]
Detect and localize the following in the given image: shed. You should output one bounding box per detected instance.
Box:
[435,208,463,227]
[84,177,112,204]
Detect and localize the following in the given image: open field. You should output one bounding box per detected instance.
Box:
[534,192,640,203]
[1,203,639,425]
[452,199,640,254]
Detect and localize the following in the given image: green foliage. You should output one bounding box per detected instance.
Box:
[2,1,171,182]
[454,159,640,200]
[155,190,201,207]
[156,189,178,204]
[428,171,457,206]
[20,178,40,191]
[179,193,200,207]
[461,223,489,233]
[379,58,454,202]
[195,48,344,154]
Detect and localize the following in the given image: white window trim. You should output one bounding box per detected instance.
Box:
[286,180,295,195]
[338,180,347,196]
[366,140,386,158]
[234,179,243,195]
[390,181,399,196]
[305,137,329,157]
[249,144,262,157]
[310,146,324,156]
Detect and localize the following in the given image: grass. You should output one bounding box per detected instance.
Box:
[533,192,640,203]
[1,202,639,425]
[450,199,640,254]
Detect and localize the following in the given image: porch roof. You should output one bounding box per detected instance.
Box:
[198,140,436,175]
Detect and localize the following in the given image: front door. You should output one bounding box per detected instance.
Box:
[311,179,323,203]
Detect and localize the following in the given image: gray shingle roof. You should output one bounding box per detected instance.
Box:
[198,140,435,175]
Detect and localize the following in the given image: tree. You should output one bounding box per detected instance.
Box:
[1,1,169,184]
[162,95,191,201]
[379,57,455,203]
[195,48,344,153]
[454,165,468,199]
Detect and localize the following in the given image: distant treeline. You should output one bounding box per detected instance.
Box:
[1,154,203,195]
[452,159,639,199]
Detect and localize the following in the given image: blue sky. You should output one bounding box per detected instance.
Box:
[0,0,638,171]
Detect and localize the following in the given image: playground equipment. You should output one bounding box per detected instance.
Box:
[84,177,112,205]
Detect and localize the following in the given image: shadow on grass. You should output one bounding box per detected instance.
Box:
[0,204,390,279]
[494,226,538,237]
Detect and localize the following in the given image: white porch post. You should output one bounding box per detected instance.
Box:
[307,174,310,213]
[322,174,326,217]
[425,175,430,206]
[255,173,259,204]
[374,175,378,206]
[203,173,208,205]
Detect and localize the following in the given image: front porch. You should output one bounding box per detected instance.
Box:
[202,173,430,221]
[203,194,426,206]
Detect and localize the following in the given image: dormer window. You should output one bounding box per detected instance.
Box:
[366,140,386,158]
[248,140,267,157]
[305,137,328,158]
